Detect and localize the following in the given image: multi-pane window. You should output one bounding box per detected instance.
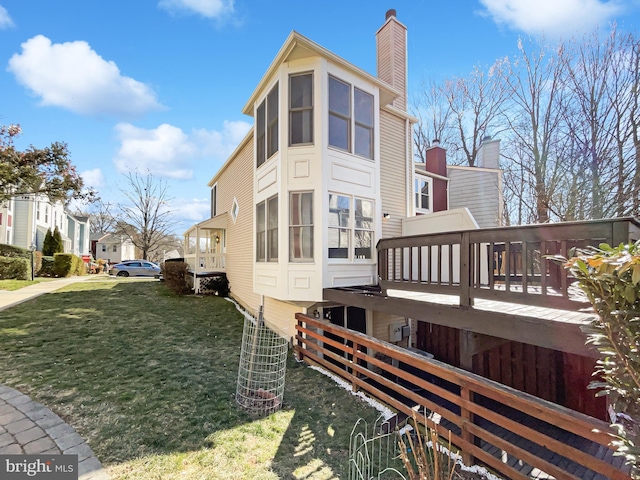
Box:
[328,76,374,160]
[415,176,432,212]
[211,184,217,217]
[328,77,350,152]
[354,88,374,159]
[328,194,374,260]
[256,195,278,262]
[113,245,117,252]
[256,83,279,168]
[290,73,313,145]
[354,198,374,259]
[289,192,313,261]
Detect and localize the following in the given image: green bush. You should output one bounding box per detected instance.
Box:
[52,253,86,277]
[163,262,191,295]
[0,255,30,280]
[39,256,54,277]
[0,243,30,259]
[565,241,640,478]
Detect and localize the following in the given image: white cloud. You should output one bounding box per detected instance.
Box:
[172,197,211,222]
[478,0,625,36]
[193,120,251,159]
[0,5,14,29]
[7,35,162,117]
[158,0,234,19]
[114,123,197,179]
[81,168,105,188]
[113,121,251,179]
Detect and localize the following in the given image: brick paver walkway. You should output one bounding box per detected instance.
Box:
[0,384,109,479]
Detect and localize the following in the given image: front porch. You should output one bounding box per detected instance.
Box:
[183,215,227,293]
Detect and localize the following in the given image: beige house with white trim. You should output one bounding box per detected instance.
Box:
[184,10,502,343]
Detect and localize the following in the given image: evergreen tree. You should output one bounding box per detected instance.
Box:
[53,226,64,253]
[42,228,54,256]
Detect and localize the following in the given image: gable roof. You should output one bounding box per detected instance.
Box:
[241,30,401,116]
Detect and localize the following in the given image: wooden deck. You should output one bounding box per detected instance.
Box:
[294,314,632,480]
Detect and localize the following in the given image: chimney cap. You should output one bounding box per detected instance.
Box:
[385,9,396,20]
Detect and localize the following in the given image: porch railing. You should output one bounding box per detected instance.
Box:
[184,252,226,272]
[377,217,639,310]
[295,314,631,480]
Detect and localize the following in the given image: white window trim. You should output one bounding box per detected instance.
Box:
[327,193,374,262]
[414,174,433,214]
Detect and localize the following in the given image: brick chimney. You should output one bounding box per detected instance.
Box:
[425,140,448,212]
[376,9,407,111]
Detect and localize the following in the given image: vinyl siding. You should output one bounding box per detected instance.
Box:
[263,297,304,340]
[379,109,408,239]
[372,311,409,347]
[447,166,502,228]
[217,134,261,317]
[376,18,407,110]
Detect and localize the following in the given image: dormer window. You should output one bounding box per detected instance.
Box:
[328,76,374,160]
[256,83,279,168]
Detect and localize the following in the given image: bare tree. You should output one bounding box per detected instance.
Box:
[412,78,454,162]
[412,63,508,166]
[116,171,175,261]
[443,64,508,166]
[499,38,568,223]
[89,201,117,234]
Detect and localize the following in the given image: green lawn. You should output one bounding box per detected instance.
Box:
[0,280,380,479]
[0,277,58,291]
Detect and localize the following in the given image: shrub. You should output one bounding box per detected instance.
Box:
[564,241,640,478]
[39,256,54,277]
[163,262,192,295]
[52,253,85,277]
[0,244,30,259]
[0,256,30,280]
[34,251,43,275]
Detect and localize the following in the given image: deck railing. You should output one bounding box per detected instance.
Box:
[377,217,639,310]
[295,314,631,480]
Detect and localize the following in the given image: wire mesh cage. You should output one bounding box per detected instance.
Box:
[235,312,288,415]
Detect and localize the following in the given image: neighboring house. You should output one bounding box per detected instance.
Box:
[94,233,136,264]
[0,197,15,245]
[8,194,90,256]
[184,10,501,342]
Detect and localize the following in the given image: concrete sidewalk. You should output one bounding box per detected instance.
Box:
[0,275,95,312]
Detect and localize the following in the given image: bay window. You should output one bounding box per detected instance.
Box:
[328,76,374,160]
[289,192,313,261]
[256,195,278,262]
[256,83,279,168]
[290,73,313,145]
[328,194,374,260]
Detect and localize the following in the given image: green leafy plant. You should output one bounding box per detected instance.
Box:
[564,241,640,478]
[42,229,54,256]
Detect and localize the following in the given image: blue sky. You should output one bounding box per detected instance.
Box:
[1,0,639,233]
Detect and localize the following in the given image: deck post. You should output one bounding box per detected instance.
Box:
[460,232,472,307]
[351,341,360,392]
[460,382,475,467]
[295,316,304,362]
